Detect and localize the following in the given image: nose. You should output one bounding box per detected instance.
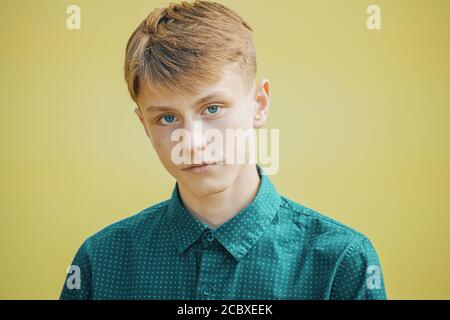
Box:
[183,119,207,163]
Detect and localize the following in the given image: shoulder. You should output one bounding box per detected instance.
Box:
[277,195,378,260]
[280,195,366,240]
[278,195,386,298]
[80,199,171,254]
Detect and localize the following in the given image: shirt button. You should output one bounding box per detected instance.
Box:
[203,286,212,296]
[206,231,215,242]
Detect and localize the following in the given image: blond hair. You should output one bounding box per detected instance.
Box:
[124,0,256,103]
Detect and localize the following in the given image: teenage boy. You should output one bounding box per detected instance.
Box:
[60,0,386,300]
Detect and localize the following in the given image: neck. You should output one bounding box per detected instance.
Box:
[177,164,261,228]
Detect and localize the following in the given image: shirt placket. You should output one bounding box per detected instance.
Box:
[195,229,224,299]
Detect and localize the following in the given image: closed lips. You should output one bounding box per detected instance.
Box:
[182,162,222,170]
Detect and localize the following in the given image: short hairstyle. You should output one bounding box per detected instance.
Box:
[124,0,256,104]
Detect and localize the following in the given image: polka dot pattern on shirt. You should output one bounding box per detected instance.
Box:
[60,164,387,300]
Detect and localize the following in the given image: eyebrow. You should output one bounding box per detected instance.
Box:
[145,91,230,113]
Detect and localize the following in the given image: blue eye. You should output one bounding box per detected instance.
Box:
[204,105,221,115]
[159,114,176,125]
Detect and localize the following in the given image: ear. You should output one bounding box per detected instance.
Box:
[134,107,151,140]
[253,78,271,129]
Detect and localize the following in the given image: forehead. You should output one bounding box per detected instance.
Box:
[137,65,247,112]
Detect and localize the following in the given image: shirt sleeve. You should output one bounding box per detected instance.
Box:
[59,240,93,300]
[330,235,387,300]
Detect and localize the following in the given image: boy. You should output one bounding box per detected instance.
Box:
[60,0,386,299]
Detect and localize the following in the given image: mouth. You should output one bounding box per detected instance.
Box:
[182,162,223,173]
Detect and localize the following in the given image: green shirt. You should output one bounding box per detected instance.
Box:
[60,165,387,300]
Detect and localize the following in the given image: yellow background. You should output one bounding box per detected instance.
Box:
[1,0,449,299]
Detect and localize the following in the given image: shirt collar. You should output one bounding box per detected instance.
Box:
[168,164,281,261]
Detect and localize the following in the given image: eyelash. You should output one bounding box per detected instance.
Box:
[156,104,223,126]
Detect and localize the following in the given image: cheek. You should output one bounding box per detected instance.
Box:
[219,105,254,130]
[234,103,255,126]
[148,128,174,157]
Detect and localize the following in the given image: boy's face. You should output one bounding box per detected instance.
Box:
[135,64,270,196]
